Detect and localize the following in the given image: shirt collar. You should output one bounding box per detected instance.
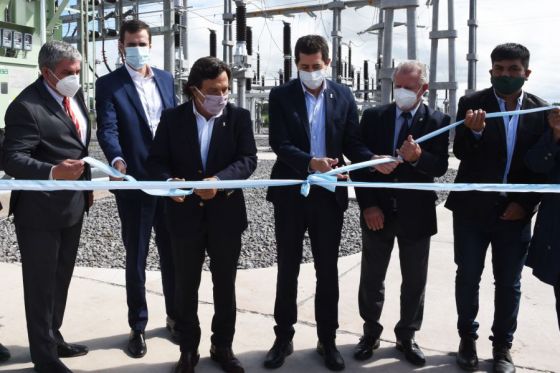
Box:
[43,79,64,104]
[493,89,524,109]
[125,63,154,81]
[300,79,328,97]
[192,100,223,121]
[395,101,421,120]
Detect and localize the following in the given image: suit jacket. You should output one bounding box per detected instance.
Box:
[525,129,560,285]
[147,101,257,237]
[2,77,91,230]
[266,78,372,210]
[95,65,176,198]
[351,103,449,238]
[445,87,548,223]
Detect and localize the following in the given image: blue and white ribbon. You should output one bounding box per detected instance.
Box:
[0,106,557,196]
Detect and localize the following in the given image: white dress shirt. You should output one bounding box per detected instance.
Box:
[125,63,163,138]
[193,103,223,171]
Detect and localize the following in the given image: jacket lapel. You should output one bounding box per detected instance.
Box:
[184,101,204,172]
[153,69,173,110]
[409,103,426,140]
[385,103,397,155]
[118,66,151,129]
[324,84,335,157]
[206,105,229,174]
[484,88,506,146]
[35,78,85,148]
[292,79,311,141]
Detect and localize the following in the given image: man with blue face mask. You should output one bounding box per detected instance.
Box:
[445,43,548,373]
[264,34,373,371]
[95,19,177,358]
[351,60,449,367]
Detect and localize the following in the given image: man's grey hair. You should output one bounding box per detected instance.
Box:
[393,60,429,85]
[38,41,82,71]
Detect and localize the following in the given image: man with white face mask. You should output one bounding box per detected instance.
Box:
[95,19,177,358]
[3,40,92,373]
[265,35,373,371]
[147,56,257,373]
[351,61,449,367]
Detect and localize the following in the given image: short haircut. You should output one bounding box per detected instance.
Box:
[38,40,81,71]
[294,35,329,64]
[183,56,231,98]
[119,19,152,44]
[393,60,429,85]
[491,43,530,69]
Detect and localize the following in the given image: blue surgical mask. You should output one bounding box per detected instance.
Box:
[125,46,151,70]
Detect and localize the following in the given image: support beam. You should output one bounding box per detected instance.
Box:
[163,0,175,75]
[380,8,394,104]
[428,0,439,109]
[447,0,457,120]
[46,0,71,35]
[467,0,477,93]
[330,2,344,82]
[406,6,417,59]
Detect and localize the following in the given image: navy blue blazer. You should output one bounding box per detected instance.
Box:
[525,129,560,285]
[266,78,372,210]
[351,103,449,238]
[95,65,176,186]
[146,101,257,237]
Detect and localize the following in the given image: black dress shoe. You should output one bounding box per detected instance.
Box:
[127,330,147,358]
[353,335,380,361]
[317,341,345,371]
[0,343,10,362]
[174,351,200,373]
[210,345,244,373]
[396,339,426,366]
[457,337,478,371]
[34,360,72,373]
[57,341,88,358]
[263,338,293,369]
[493,345,515,373]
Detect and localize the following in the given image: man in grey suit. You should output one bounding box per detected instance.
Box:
[3,41,92,373]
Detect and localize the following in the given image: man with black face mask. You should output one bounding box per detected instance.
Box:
[445,43,548,373]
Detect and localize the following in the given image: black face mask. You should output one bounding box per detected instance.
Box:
[491,76,526,95]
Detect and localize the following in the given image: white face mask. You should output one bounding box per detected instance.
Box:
[49,70,81,98]
[394,87,421,111]
[125,46,151,70]
[299,69,325,90]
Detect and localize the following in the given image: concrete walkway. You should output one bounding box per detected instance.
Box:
[0,204,558,372]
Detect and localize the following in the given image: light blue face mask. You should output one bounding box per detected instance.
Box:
[125,46,151,70]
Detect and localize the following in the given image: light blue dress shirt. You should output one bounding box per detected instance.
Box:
[302,80,327,158]
[494,90,523,183]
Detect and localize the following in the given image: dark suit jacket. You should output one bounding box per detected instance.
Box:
[525,129,560,285]
[147,101,257,237]
[2,77,91,230]
[445,87,548,223]
[96,65,176,198]
[266,78,372,210]
[352,103,449,238]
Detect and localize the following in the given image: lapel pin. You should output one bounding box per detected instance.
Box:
[329,93,334,99]
[223,122,227,127]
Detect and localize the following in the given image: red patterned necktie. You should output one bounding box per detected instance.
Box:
[62,96,82,140]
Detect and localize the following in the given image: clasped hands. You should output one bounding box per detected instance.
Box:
[169,177,219,203]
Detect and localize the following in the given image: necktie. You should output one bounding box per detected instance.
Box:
[62,96,82,141]
[396,111,412,154]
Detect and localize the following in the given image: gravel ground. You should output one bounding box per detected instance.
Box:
[0,160,456,270]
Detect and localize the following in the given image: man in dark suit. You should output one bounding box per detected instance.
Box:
[3,41,91,373]
[525,108,560,333]
[147,56,257,373]
[351,61,449,367]
[445,43,548,373]
[263,35,373,371]
[96,20,177,357]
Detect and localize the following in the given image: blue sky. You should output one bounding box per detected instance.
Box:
[84,0,560,103]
